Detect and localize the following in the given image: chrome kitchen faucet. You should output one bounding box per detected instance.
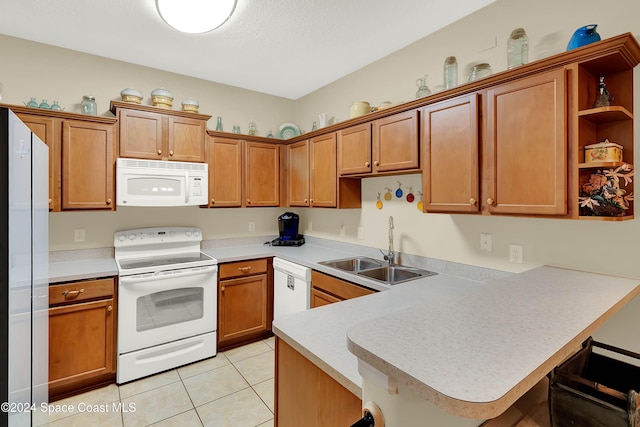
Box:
[380,216,396,265]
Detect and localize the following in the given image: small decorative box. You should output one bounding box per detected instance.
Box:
[584,139,623,163]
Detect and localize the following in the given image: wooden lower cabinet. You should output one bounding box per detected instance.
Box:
[275,338,362,427]
[48,277,116,400]
[218,258,274,350]
[310,270,375,307]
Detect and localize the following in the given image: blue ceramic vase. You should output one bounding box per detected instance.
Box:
[567,25,601,51]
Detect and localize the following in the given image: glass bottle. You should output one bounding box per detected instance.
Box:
[415,75,431,98]
[468,63,493,82]
[248,118,256,136]
[444,56,458,89]
[80,95,97,115]
[39,99,50,109]
[507,28,529,69]
[215,116,223,132]
[311,121,317,131]
[593,76,613,108]
[26,97,38,108]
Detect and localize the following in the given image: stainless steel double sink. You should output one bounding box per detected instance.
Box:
[318,256,437,285]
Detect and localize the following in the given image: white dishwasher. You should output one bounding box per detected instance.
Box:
[273,257,312,320]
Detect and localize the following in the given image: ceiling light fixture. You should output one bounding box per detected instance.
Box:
[156,0,237,34]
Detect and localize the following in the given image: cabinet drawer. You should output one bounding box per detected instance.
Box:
[219,258,268,279]
[49,277,115,307]
[311,271,375,301]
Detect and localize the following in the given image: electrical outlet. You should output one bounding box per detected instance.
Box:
[74,228,85,243]
[480,233,493,252]
[357,227,364,239]
[509,244,523,264]
[339,225,345,237]
[248,222,255,232]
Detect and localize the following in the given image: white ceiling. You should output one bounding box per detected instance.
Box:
[0,0,495,100]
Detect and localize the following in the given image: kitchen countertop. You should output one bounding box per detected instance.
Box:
[345,266,640,419]
[50,239,639,421]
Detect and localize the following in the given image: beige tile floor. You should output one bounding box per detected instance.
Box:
[35,337,276,427]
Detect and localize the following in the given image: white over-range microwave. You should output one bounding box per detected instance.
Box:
[116,158,208,207]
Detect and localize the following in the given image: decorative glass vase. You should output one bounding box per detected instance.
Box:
[415,75,431,98]
[215,116,223,132]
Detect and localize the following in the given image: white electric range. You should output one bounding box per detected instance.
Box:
[114,227,218,383]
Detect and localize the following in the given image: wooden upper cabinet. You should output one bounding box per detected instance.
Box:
[61,120,116,210]
[16,113,60,211]
[287,140,310,206]
[422,94,480,213]
[372,110,420,173]
[337,123,371,175]
[168,116,206,162]
[112,101,210,163]
[245,141,280,207]
[310,133,337,207]
[484,68,567,215]
[207,136,243,207]
[118,108,163,160]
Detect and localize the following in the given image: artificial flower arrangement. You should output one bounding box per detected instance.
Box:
[579,163,634,216]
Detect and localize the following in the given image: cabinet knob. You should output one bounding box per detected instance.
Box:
[374,160,380,167]
[48,198,52,204]
[487,198,495,206]
[62,288,84,298]
[107,305,113,312]
[469,198,477,206]
[304,198,308,203]
[309,198,314,203]
[211,198,215,204]
[247,199,251,204]
[106,198,112,205]
[169,150,174,156]
[364,161,370,167]
[157,149,162,155]
[221,286,225,292]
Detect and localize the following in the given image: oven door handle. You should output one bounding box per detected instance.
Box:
[120,265,218,285]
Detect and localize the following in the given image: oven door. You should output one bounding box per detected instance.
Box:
[118,265,217,354]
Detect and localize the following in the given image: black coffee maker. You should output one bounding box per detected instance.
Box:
[270,212,305,246]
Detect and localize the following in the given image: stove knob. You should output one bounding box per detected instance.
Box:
[193,229,200,237]
[117,234,126,242]
[185,230,192,237]
[127,233,136,240]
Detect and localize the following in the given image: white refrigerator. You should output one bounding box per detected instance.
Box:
[0,107,49,426]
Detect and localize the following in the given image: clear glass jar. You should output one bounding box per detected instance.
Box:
[248,118,256,136]
[507,28,529,69]
[468,63,493,82]
[415,75,431,98]
[444,56,458,89]
[215,116,223,132]
[81,95,97,115]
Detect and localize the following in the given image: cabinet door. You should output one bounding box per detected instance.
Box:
[61,120,116,210]
[49,298,115,390]
[422,95,480,213]
[310,288,341,308]
[119,109,163,159]
[168,116,206,162]
[373,110,420,173]
[310,133,337,207]
[337,123,371,175]
[208,136,242,207]
[287,140,310,207]
[485,69,567,215]
[16,114,59,211]
[219,274,269,345]
[245,142,280,207]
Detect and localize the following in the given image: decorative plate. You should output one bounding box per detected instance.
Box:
[278,123,301,140]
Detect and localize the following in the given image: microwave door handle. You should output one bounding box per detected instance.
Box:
[185,170,190,204]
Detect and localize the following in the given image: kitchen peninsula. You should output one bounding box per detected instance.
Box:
[272,263,639,426]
